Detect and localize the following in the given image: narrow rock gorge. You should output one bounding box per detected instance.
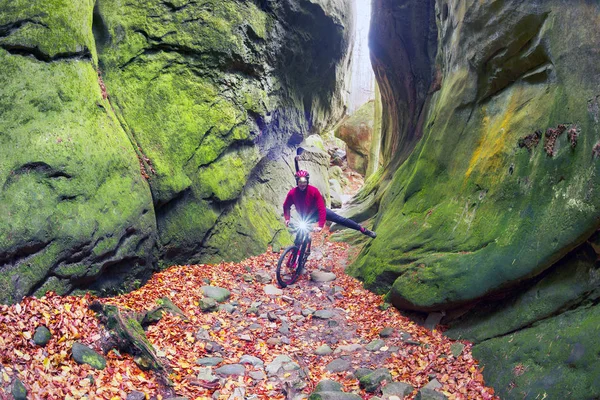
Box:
[2,0,600,398]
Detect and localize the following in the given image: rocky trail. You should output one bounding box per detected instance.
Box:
[0,230,497,400]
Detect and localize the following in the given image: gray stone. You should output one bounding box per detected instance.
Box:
[327,286,342,295]
[314,380,343,392]
[11,379,27,400]
[218,304,236,313]
[279,322,290,335]
[382,382,414,398]
[71,342,106,370]
[450,343,465,357]
[215,364,246,376]
[379,327,394,338]
[424,312,444,330]
[264,285,283,296]
[365,339,386,352]
[195,328,210,340]
[240,355,264,367]
[423,379,442,390]
[242,274,254,282]
[228,387,245,399]
[126,391,146,400]
[266,337,282,346]
[308,392,362,400]
[315,344,333,356]
[302,308,315,317]
[353,368,372,381]
[283,361,301,371]
[196,357,223,366]
[201,286,231,302]
[197,367,218,382]
[205,341,224,353]
[200,298,218,312]
[249,323,262,331]
[359,368,393,393]
[249,370,266,380]
[266,355,294,375]
[325,358,352,373]
[310,271,336,283]
[33,326,51,346]
[334,344,362,354]
[329,179,344,208]
[415,388,448,400]
[255,271,271,284]
[313,310,335,319]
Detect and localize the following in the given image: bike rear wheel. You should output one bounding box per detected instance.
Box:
[276,245,301,288]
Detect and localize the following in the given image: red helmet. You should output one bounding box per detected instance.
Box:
[295,170,310,182]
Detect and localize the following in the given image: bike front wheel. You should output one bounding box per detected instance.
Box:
[276,245,301,288]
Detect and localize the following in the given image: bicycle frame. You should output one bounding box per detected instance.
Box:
[276,219,313,288]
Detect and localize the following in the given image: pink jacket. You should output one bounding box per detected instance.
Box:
[283,185,326,227]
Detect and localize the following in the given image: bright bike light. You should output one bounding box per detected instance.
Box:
[296,219,310,232]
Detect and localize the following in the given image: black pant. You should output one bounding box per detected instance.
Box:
[308,208,362,231]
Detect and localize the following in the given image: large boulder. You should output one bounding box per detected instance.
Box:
[0,0,157,304]
[95,0,352,265]
[353,0,600,313]
[0,0,353,302]
[335,100,374,174]
[350,1,600,398]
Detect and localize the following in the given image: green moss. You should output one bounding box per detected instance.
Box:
[352,49,600,309]
[446,245,600,342]
[0,0,98,63]
[157,198,219,256]
[82,352,106,370]
[472,303,600,399]
[97,0,268,70]
[0,48,156,303]
[11,378,27,400]
[96,0,272,263]
[33,277,73,298]
[197,146,259,202]
[241,84,268,115]
[201,196,291,264]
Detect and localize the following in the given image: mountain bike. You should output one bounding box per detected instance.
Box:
[276,220,312,288]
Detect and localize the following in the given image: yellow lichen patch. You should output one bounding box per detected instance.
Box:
[465,89,523,180]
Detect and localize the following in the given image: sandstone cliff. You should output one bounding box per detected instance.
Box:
[0,0,353,303]
[350,1,600,398]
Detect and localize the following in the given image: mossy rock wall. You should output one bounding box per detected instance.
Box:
[95,0,353,265]
[351,1,600,398]
[354,0,600,312]
[0,0,157,304]
[0,0,353,303]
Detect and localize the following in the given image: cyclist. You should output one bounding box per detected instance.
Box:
[283,170,377,238]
